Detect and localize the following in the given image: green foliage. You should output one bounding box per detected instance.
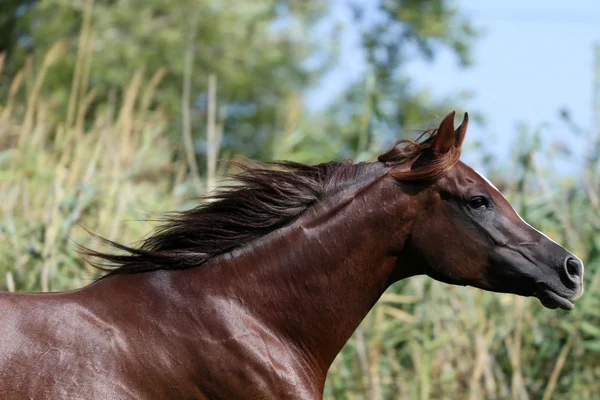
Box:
[320,0,479,153]
[0,65,182,291]
[5,0,326,160]
[2,1,599,399]
[2,0,477,163]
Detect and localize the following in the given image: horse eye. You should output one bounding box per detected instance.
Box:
[469,196,489,210]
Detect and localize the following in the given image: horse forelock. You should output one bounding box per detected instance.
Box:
[378,128,462,182]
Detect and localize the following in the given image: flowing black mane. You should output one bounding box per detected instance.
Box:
[86,161,374,278]
[86,126,460,278]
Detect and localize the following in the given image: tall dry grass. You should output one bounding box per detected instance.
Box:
[0,32,222,292]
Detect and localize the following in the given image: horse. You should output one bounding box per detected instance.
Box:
[0,112,584,399]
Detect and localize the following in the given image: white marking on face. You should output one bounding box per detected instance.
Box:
[472,169,563,248]
[472,168,500,192]
[472,168,585,289]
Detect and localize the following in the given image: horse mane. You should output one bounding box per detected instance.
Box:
[86,127,458,278]
[84,161,371,278]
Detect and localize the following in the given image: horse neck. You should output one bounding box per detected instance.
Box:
[174,166,419,378]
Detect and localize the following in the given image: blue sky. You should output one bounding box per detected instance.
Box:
[308,0,599,172]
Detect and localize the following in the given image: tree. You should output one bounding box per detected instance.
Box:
[4,0,328,161]
[3,0,478,165]
[312,0,479,161]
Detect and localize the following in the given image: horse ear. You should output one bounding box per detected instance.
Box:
[432,111,457,155]
[432,111,469,155]
[455,112,469,148]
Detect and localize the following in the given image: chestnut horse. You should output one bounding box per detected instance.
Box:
[0,112,584,399]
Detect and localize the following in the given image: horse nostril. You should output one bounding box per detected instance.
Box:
[564,257,583,280]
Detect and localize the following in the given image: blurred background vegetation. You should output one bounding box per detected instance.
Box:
[0,0,599,399]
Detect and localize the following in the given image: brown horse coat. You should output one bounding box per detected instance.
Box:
[0,112,583,399]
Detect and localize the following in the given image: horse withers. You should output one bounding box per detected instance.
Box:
[0,112,583,399]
